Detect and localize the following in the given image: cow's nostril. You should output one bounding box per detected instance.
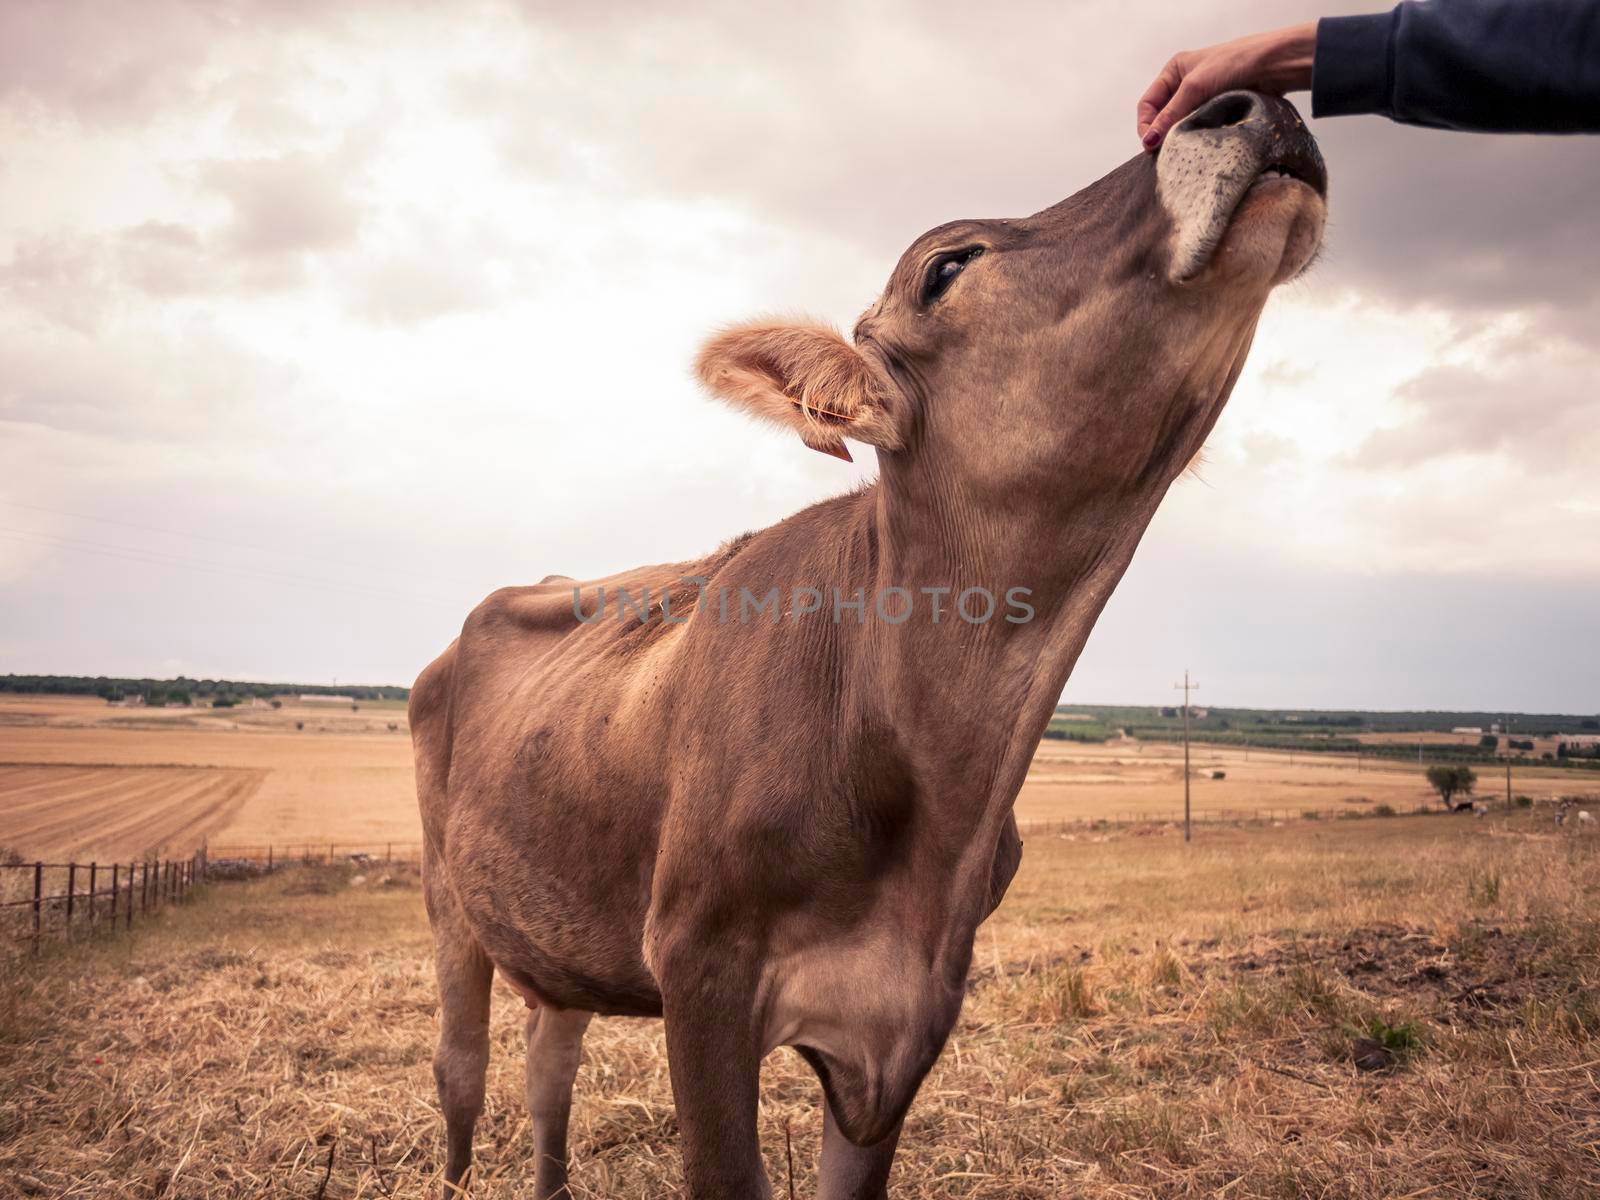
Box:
[1180,92,1257,133]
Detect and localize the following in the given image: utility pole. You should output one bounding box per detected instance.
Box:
[1504,714,1514,810]
[1174,671,1199,843]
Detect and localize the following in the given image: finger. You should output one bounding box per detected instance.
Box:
[1136,57,1184,138]
[1147,74,1212,147]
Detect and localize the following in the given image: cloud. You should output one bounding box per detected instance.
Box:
[0,318,302,443]
[1308,118,1600,330]
[201,153,366,259]
[1354,346,1598,472]
[0,234,113,334]
[0,1,214,127]
[0,0,1595,707]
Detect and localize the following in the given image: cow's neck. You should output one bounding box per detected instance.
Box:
[856,462,1167,942]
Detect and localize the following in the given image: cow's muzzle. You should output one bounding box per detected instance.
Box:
[1156,90,1327,282]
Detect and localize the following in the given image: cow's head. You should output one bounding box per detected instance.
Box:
[697,92,1325,512]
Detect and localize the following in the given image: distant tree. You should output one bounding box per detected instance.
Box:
[270,699,282,709]
[1478,734,1499,750]
[1427,764,1477,810]
[212,697,237,708]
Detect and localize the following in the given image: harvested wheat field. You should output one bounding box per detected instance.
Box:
[3,811,1597,1198]
[1014,738,1593,824]
[0,764,260,859]
[9,694,1595,864]
[0,694,418,856]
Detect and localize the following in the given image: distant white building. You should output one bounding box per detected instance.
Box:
[1452,726,1483,735]
[299,694,357,704]
[1559,734,1600,750]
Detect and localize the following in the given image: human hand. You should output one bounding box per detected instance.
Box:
[1137,22,1317,150]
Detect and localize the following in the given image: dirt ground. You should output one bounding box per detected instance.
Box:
[2,812,1596,1198]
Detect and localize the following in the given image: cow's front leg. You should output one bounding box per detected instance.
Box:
[817,1102,901,1200]
[660,961,770,1199]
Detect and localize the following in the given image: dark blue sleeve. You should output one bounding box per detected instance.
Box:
[1312,0,1600,132]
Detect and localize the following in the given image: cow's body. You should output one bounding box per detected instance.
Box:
[416,487,1027,1145]
[416,91,1328,1198]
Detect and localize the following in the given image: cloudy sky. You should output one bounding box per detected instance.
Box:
[1,0,1595,712]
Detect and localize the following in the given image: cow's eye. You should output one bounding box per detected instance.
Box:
[922,248,983,305]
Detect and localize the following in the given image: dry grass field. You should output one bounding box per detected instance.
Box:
[2,811,1597,1198]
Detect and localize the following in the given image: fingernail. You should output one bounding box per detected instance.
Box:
[1142,129,1161,150]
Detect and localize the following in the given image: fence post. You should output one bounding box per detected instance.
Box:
[386,842,392,864]
[89,862,97,927]
[125,864,134,930]
[141,861,149,915]
[267,844,273,870]
[110,863,119,929]
[31,862,43,956]
[66,862,76,936]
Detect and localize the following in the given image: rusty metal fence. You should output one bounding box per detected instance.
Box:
[1015,804,1437,835]
[1,807,1450,959]
[206,842,422,867]
[206,811,1425,869]
[0,852,204,957]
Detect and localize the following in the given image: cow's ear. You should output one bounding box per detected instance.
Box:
[694,319,902,462]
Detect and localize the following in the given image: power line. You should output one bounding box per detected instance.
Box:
[0,498,482,588]
[1174,670,1200,843]
[0,526,461,608]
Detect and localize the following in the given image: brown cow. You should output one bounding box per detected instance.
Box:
[412,91,1326,1199]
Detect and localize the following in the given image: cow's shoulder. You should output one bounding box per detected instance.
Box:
[462,578,586,639]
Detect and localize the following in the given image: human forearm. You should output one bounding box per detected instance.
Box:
[1313,0,1600,132]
